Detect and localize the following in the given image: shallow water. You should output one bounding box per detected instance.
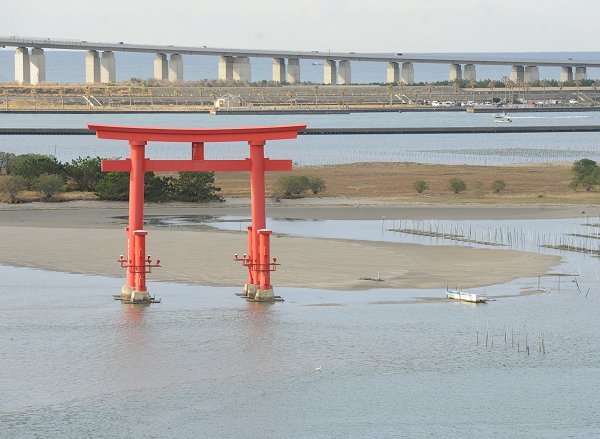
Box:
[2,215,600,437]
[1,265,600,438]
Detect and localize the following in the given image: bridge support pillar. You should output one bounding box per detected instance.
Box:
[510,65,524,82]
[101,51,116,83]
[387,62,399,83]
[287,58,300,84]
[560,66,573,82]
[575,66,587,81]
[524,66,539,83]
[218,56,234,81]
[154,53,168,81]
[400,62,414,84]
[169,54,183,81]
[272,58,286,83]
[30,48,45,85]
[233,57,251,82]
[85,50,100,84]
[324,59,337,85]
[337,60,351,85]
[449,63,462,81]
[15,47,30,85]
[463,64,476,81]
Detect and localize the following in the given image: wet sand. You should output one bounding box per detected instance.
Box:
[0,199,566,291]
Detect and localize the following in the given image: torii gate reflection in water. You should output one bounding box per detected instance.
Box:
[90,124,306,303]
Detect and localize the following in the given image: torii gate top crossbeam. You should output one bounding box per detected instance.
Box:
[88,124,307,143]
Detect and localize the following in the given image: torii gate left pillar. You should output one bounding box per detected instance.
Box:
[90,123,306,303]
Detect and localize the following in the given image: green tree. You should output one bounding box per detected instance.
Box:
[570,159,600,191]
[144,172,174,202]
[275,175,310,198]
[33,174,64,200]
[93,172,178,201]
[413,180,429,193]
[63,156,102,192]
[94,172,129,200]
[307,176,326,194]
[172,172,222,202]
[9,154,64,187]
[0,175,27,203]
[449,178,466,194]
[492,180,506,193]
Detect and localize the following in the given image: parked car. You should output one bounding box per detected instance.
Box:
[569,98,578,105]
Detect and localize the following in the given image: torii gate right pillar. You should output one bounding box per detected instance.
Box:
[246,140,275,301]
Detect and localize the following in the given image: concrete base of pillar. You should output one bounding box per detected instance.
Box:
[121,284,134,301]
[246,284,259,300]
[240,284,284,302]
[254,288,275,302]
[114,285,159,303]
[131,290,151,303]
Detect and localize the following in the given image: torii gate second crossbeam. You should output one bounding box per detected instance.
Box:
[89,123,307,303]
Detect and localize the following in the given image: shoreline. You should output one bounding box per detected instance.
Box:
[0,200,565,291]
[0,106,598,115]
[1,198,598,220]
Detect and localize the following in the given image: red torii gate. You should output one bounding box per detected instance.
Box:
[89,123,306,303]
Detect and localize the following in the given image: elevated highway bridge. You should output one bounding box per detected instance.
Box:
[1,36,598,86]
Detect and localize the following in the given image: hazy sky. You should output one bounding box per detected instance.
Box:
[1,0,599,53]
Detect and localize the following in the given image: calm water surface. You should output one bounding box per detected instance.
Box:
[2,215,600,437]
[1,266,600,438]
[1,111,600,165]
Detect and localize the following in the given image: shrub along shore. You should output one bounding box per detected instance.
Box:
[1,152,599,205]
[0,153,223,203]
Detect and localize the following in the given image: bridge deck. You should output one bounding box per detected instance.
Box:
[2,36,599,67]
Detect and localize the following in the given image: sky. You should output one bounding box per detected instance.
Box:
[1,0,599,53]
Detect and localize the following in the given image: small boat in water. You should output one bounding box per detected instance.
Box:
[446,287,487,303]
[493,112,512,123]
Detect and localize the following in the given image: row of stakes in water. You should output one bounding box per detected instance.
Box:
[386,219,600,257]
[477,322,546,356]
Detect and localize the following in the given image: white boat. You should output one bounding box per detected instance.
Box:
[446,287,487,303]
[494,117,512,123]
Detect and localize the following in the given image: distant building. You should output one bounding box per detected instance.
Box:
[214,93,243,109]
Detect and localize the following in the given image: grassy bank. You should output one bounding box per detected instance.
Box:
[215,162,598,204]
[2,162,598,205]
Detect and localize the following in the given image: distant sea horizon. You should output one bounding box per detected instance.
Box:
[1,50,598,84]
